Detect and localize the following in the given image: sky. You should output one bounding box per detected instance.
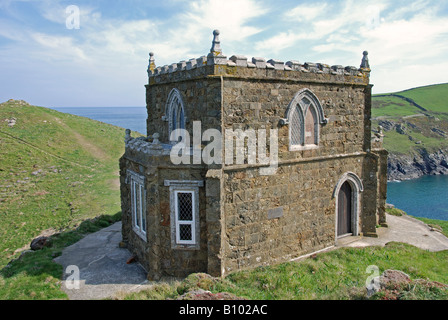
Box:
[0,0,447,107]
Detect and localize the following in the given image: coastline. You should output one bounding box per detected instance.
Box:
[387,147,448,181]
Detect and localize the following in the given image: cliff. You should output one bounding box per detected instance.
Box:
[387,147,448,181]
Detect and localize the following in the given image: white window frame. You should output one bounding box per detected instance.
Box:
[174,190,196,245]
[165,180,203,250]
[128,170,147,242]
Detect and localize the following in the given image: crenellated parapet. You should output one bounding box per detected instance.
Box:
[147,30,371,85]
[124,131,172,156]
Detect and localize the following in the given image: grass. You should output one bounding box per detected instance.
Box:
[0,99,139,299]
[0,213,122,300]
[116,240,448,300]
[415,217,448,238]
[372,95,422,118]
[386,207,406,217]
[379,129,415,155]
[396,83,448,114]
[118,209,448,301]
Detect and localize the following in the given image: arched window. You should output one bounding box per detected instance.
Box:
[286,89,327,150]
[165,89,186,143]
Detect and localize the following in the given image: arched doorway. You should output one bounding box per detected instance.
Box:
[337,181,352,236]
[333,172,364,239]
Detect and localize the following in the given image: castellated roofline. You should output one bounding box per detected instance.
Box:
[147,30,371,82]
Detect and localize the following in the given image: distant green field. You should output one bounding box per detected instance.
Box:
[373,83,448,116]
[372,83,448,155]
[396,83,448,114]
[372,95,421,118]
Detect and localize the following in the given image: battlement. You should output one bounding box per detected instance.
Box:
[147,30,371,85]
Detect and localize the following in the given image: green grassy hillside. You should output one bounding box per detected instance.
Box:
[0,99,143,299]
[0,100,146,299]
[372,83,448,155]
[0,99,131,266]
[396,83,448,114]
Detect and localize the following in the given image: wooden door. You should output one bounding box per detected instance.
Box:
[338,181,352,236]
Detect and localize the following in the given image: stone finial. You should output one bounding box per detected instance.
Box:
[210,29,222,56]
[360,51,370,69]
[186,58,197,70]
[148,52,156,75]
[207,29,227,65]
[286,60,301,71]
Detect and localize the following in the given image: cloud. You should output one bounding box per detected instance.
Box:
[253,0,448,93]
[284,2,328,22]
[0,0,272,106]
[0,0,447,105]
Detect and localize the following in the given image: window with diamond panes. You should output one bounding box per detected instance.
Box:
[175,191,195,244]
[287,89,326,151]
[290,106,303,147]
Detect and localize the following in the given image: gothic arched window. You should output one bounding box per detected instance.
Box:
[286,89,327,151]
[165,88,186,143]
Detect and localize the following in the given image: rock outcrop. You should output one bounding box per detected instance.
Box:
[376,119,448,181]
[388,148,448,181]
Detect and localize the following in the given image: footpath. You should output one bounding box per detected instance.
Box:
[54,214,448,300]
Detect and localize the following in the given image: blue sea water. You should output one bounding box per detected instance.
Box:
[387,175,448,221]
[50,107,448,221]
[50,106,147,134]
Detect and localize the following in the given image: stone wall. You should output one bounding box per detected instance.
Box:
[120,149,213,279]
[218,72,377,274]
[146,66,222,143]
[221,157,367,274]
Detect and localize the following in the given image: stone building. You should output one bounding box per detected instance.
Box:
[119,30,388,280]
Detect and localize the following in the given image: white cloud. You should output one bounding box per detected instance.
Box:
[0,0,447,105]
[253,0,448,93]
[284,2,328,22]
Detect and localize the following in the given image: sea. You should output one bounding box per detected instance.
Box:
[51,106,147,135]
[387,175,448,221]
[50,106,448,222]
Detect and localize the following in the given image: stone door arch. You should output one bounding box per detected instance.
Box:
[333,172,364,239]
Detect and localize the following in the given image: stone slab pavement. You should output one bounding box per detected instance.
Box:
[338,214,448,252]
[53,222,154,300]
[54,214,448,300]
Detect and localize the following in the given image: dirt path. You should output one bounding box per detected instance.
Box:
[53,117,110,161]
